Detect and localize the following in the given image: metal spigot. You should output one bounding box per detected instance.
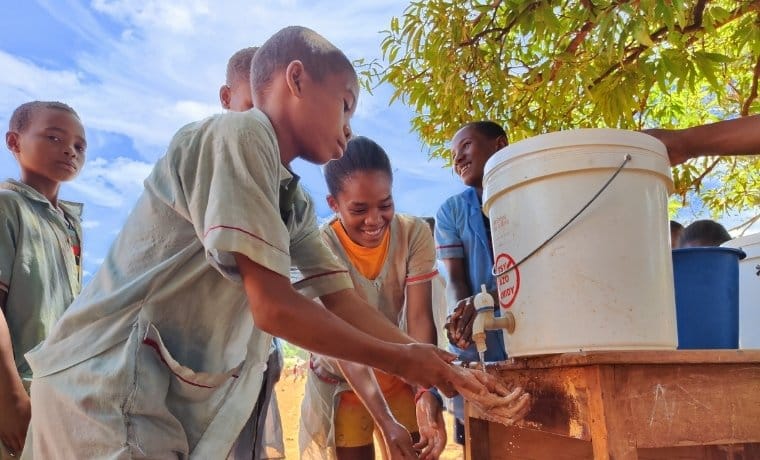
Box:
[471,284,515,364]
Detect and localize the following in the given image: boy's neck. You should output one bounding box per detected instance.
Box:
[473,184,484,199]
[19,172,61,207]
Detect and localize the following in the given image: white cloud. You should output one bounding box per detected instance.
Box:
[68,156,153,208]
[3,0,464,278]
[91,0,211,34]
[3,0,414,162]
[81,220,101,229]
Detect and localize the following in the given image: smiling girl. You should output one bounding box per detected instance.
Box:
[299,136,447,460]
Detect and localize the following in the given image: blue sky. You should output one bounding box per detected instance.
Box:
[2,1,755,283]
[1,0,466,282]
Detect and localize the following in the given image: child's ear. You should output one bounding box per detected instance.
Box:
[285,60,305,97]
[326,194,339,213]
[219,85,231,109]
[496,135,508,150]
[6,131,20,155]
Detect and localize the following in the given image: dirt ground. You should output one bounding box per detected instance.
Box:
[276,369,464,459]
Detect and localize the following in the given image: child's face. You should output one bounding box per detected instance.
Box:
[294,69,358,165]
[6,108,86,184]
[450,126,501,188]
[221,77,253,112]
[327,170,394,248]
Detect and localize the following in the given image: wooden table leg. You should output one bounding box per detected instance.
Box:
[586,366,639,460]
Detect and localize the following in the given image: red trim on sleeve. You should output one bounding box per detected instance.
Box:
[436,243,463,249]
[204,225,287,255]
[405,270,439,284]
[292,270,349,287]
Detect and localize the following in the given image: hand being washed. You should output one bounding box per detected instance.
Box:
[448,365,531,426]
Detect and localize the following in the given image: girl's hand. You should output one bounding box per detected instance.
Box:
[377,418,418,460]
[0,389,30,456]
[414,391,446,460]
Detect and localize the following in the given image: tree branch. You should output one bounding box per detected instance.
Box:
[731,213,760,236]
[591,0,760,88]
[459,1,540,47]
[741,52,760,116]
[691,157,722,193]
[549,19,594,82]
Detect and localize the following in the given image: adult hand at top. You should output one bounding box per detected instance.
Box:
[643,128,691,166]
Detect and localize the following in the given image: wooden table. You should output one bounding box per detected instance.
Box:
[464,350,760,459]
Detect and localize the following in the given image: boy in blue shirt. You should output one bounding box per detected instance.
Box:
[435,121,509,445]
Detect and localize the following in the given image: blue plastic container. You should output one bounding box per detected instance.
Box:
[672,247,745,349]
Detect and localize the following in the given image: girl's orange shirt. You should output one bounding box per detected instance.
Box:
[330,219,408,401]
[330,219,390,280]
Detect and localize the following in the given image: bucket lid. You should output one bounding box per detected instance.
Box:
[486,129,667,169]
[722,231,760,258]
[482,128,672,215]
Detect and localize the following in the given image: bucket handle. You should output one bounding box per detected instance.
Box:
[492,154,632,278]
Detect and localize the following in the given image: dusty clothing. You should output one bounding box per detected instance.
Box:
[0,179,83,382]
[22,109,352,460]
[299,214,437,459]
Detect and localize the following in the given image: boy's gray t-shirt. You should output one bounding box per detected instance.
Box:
[0,179,83,381]
[25,108,352,456]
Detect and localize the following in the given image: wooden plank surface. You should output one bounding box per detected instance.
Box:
[485,350,760,371]
[467,355,760,458]
[467,366,593,440]
[600,362,760,448]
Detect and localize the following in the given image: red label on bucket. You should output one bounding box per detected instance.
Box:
[495,253,520,308]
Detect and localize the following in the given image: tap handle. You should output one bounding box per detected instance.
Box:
[473,284,494,309]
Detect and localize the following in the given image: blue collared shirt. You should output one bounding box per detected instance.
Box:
[435,187,507,363]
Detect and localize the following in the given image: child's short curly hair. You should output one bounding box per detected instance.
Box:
[226,46,259,86]
[9,101,80,133]
[680,219,731,247]
[250,26,356,93]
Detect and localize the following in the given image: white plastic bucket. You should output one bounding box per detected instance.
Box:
[482,129,677,357]
[722,232,760,349]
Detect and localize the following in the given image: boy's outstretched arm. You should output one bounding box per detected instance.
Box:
[645,115,760,165]
[234,253,455,393]
[0,294,31,455]
[318,288,416,345]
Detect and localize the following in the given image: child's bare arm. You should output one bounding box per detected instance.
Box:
[318,289,414,345]
[415,390,447,460]
[337,361,416,457]
[645,115,760,165]
[405,281,436,346]
[443,258,471,309]
[0,297,31,455]
[234,253,466,394]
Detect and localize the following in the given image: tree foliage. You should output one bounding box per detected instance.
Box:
[370,0,760,227]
